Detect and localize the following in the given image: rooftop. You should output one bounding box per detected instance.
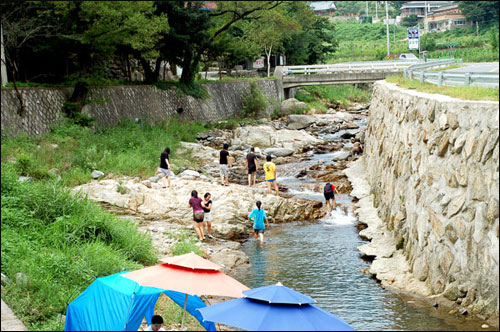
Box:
[401,1,452,9]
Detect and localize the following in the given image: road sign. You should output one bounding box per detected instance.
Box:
[253,56,264,69]
[408,28,419,50]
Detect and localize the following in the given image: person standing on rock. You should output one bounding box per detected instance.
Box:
[202,192,214,239]
[188,190,205,241]
[219,143,232,186]
[263,155,279,196]
[158,147,173,188]
[249,201,269,244]
[245,147,259,186]
[324,182,342,216]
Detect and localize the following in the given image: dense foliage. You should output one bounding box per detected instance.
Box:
[0,1,337,88]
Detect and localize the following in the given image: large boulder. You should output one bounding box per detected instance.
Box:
[73,177,325,241]
[279,98,307,116]
[286,114,316,130]
[332,151,351,161]
[263,148,294,157]
[233,125,323,151]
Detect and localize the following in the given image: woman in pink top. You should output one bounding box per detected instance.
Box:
[188,190,205,240]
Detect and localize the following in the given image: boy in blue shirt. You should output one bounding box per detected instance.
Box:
[248,201,269,244]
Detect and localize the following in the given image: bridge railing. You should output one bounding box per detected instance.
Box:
[282,60,419,75]
[404,59,499,88]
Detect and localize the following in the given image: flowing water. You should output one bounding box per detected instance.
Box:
[232,118,493,331]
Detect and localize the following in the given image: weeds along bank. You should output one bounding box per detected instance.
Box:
[0,163,157,330]
[1,79,282,137]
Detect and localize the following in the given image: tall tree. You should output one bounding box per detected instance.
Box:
[244,5,300,76]
[458,1,500,23]
[282,2,337,65]
[0,1,55,116]
[153,1,283,85]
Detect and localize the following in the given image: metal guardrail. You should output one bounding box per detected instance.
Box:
[404,59,499,88]
[282,60,420,75]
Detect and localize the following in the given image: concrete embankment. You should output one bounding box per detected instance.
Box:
[1,80,282,136]
[345,80,499,322]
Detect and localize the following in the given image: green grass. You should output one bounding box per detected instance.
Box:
[1,162,157,331]
[1,117,210,187]
[429,64,464,71]
[385,75,499,101]
[328,21,499,63]
[295,84,372,110]
[165,230,203,256]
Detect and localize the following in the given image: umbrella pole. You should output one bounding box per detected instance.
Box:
[180,293,188,329]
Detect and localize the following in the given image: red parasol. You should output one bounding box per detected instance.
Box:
[121,252,249,328]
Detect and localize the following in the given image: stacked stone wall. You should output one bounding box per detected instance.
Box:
[1,80,282,136]
[365,81,499,318]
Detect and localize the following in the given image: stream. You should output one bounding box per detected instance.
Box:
[231,117,491,331]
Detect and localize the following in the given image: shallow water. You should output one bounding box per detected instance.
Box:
[232,117,492,331]
[233,208,490,331]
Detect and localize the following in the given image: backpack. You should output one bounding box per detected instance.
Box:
[324,183,333,194]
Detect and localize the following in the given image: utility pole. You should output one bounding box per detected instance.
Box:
[366,1,369,21]
[1,24,8,86]
[424,1,427,33]
[385,1,390,58]
[376,1,378,21]
[476,21,479,36]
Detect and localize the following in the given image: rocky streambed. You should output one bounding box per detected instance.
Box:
[73,103,369,272]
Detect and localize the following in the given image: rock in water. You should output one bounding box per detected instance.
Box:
[286,115,316,130]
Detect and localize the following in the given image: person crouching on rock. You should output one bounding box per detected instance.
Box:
[351,139,364,156]
[324,182,342,216]
[202,192,214,239]
[188,190,205,240]
[249,201,269,244]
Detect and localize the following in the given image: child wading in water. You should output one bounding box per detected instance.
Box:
[248,201,269,244]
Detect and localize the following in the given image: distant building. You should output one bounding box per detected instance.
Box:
[310,1,336,16]
[401,1,452,19]
[185,1,217,11]
[425,4,472,32]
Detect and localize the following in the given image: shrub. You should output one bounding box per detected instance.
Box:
[241,82,269,117]
[61,101,95,127]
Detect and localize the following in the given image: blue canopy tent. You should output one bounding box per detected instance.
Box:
[64,272,216,331]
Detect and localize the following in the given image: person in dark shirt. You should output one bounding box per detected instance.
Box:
[202,192,213,238]
[188,190,205,240]
[219,143,232,186]
[158,147,173,188]
[245,147,259,186]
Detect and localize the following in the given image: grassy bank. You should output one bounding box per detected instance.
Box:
[295,84,372,111]
[1,116,259,330]
[385,75,499,101]
[1,163,157,331]
[1,117,211,187]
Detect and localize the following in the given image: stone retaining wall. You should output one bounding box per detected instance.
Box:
[364,81,499,318]
[1,80,282,136]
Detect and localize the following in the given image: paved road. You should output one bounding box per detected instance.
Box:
[447,62,499,73]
